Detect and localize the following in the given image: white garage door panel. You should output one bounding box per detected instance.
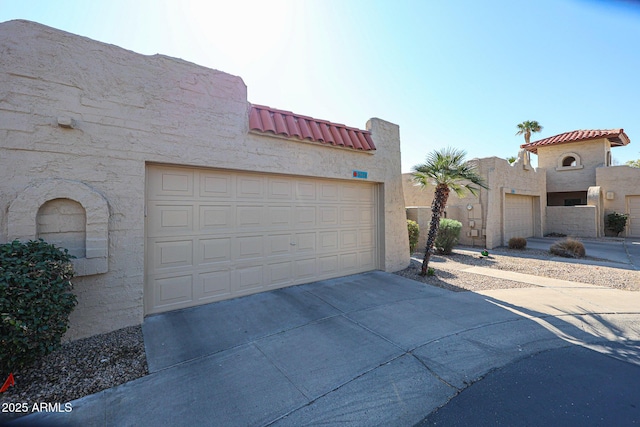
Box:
[504,194,534,243]
[155,274,192,305]
[359,250,376,269]
[199,270,231,298]
[266,261,293,287]
[629,196,640,237]
[200,205,233,230]
[145,166,378,314]
[154,239,193,269]
[200,238,232,264]
[341,252,359,270]
[295,232,316,252]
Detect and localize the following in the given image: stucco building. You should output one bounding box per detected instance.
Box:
[521,129,639,238]
[0,20,409,340]
[404,129,639,250]
[404,150,546,250]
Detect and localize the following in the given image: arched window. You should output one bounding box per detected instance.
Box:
[556,152,583,170]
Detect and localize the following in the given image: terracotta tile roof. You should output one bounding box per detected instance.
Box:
[249,104,376,151]
[522,129,630,154]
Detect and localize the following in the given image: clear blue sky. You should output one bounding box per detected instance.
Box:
[2,0,639,171]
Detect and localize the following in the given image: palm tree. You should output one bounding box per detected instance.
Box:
[412,147,488,276]
[516,120,543,145]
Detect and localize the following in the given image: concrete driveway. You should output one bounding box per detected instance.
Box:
[7,268,640,426]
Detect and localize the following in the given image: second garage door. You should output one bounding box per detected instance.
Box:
[628,196,640,237]
[145,165,378,314]
[504,194,535,243]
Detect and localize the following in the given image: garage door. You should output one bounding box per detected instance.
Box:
[629,196,640,237]
[504,194,534,243]
[145,165,378,314]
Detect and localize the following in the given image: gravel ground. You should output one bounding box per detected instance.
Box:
[396,246,639,292]
[1,246,636,414]
[0,325,147,413]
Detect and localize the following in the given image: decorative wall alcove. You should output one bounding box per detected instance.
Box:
[8,179,109,276]
[37,198,87,258]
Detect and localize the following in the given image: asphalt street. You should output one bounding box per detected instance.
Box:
[419,344,640,426]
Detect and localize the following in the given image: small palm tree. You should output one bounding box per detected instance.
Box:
[516,120,543,145]
[412,147,488,276]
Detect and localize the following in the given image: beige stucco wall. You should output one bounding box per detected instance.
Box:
[402,152,545,249]
[596,165,640,236]
[406,207,431,252]
[537,139,610,193]
[475,156,546,248]
[402,176,481,248]
[402,174,435,207]
[546,206,598,237]
[0,20,408,340]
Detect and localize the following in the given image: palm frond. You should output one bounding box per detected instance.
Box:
[516,120,543,137]
[411,147,488,198]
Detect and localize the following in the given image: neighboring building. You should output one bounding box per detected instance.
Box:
[404,150,546,250]
[0,20,409,340]
[521,129,639,238]
[404,129,639,250]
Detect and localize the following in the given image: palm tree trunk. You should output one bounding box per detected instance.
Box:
[420,184,450,276]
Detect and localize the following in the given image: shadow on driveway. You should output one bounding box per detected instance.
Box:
[5,271,640,426]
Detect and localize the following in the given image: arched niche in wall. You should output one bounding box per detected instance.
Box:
[556,152,584,171]
[8,179,109,276]
[37,198,87,258]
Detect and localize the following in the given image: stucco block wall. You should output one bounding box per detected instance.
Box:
[402,174,434,207]
[467,157,545,248]
[402,174,481,248]
[442,194,481,247]
[596,165,640,236]
[0,20,408,340]
[537,139,610,193]
[406,207,432,252]
[596,166,640,214]
[546,206,598,237]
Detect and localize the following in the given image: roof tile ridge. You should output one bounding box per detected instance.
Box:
[250,103,371,134]
[248,103,376,150]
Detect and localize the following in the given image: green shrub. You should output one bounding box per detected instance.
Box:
[550,238,586,258]
[407,220,420,253]
[434,218,462,255]
[605,212,629,236]
[0,239,77,376]
[508,237,527,249]
[426,267,435,276]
